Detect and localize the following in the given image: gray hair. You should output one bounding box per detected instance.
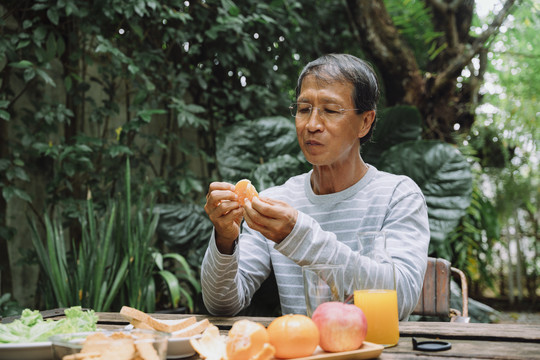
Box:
[295,54,380,144]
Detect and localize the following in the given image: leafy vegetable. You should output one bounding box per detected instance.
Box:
[0,306,98,343]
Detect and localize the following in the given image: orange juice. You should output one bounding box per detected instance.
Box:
[354,289,399,346]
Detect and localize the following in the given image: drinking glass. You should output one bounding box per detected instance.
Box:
[354,231,399,347]
[302,264,344,317]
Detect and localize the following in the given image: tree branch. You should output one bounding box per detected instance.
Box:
[475,0,516,45]
[425,0,470,52]
[346,0,424,105]
[426,0,448,12]
[432,0,516,95]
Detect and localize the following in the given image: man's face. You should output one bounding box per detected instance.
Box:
[295,75,369,168]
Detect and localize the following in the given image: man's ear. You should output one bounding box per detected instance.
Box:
[358,110,376,138]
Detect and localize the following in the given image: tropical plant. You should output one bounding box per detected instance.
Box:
[29,193,128,311]
[29,158,198,312]
[470,0,539,304]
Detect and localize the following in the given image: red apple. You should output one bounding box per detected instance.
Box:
[311,301,367,352]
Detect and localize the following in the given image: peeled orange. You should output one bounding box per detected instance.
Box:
[226,319,275,360]
[267,314,319,359]
[189,325,227,360]
[234,179,258,206]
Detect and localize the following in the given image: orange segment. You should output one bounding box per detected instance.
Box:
[251,343,276,360]
[234,179,259,206]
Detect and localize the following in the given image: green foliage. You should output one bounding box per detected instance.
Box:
[378,140,472,250]
[385,0,445,67]
[362,105,423,166]
[467,126,514,168]
[447,185,499,290]
[0,294,24,318]
[468,0,539,299]
[155,203,213,274]
[0,0,355,235]
[29,194,128,311]
[216,116,309,189]
[29,159,198,312]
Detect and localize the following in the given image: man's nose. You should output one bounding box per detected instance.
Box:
[306,107,324,129]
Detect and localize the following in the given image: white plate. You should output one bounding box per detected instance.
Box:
[167,334,201,359]
[123,324,201,359]
[0,341,52,360]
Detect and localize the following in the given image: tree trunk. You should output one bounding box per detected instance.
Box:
[0,119,11,296]
[498,246,506,297]
[345,0,517,142]
[504,227,515,305]
[0,60,12,295]
[513,217,524,303]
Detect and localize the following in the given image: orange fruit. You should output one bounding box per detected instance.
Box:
[226,319,275,360]
[234,179,258,206]
[267,314,319,359]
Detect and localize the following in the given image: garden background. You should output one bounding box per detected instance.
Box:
[0,0,538,322]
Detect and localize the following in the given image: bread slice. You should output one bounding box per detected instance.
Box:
[148,317,197,333]
[130,318,155,330]
[171,319,210,338]
[120,306,198,333]
[120,306,152,325]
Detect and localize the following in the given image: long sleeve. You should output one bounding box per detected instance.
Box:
[275,187,429,320]
[201,226,273,316]
[200,166,430,319]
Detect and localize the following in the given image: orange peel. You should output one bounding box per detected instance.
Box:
[226,320,275,360]
[190,320,275,360]
[189,325,227,360]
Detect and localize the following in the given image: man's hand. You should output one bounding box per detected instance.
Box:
[204,182,243,254]
[243,197,298,243]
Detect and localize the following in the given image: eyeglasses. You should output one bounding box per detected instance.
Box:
[289,102,360,121]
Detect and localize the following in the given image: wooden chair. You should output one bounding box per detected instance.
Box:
[412,257,470,322]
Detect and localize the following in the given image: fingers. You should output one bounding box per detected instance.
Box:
[204,182,238,214]
[204,181,244,243]
[206,182,237,205]
[243,197,297,243]
[251,197,289,218]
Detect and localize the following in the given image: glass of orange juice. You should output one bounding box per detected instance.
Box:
[353,231,399,347]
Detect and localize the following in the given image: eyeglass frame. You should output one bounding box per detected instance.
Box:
[289,102,362,120]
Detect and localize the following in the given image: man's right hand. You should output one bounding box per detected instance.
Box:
[204,182,244,254]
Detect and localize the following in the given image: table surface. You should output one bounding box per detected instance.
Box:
[91,312,540,360]
[4,310,536,360]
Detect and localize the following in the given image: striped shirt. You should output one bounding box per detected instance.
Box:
[201,165,430,320]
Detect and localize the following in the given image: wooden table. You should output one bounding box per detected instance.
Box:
[93,312,540,360]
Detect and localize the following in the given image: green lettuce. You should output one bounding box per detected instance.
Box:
[0,306,98,343]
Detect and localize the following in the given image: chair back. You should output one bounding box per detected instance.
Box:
[412,257,469,322]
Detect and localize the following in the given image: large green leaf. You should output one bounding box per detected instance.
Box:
[216,116,302,182]
[378,140,472,248]
[251,154,310,191]
[362,105,422,167]
[155,203,213,271]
